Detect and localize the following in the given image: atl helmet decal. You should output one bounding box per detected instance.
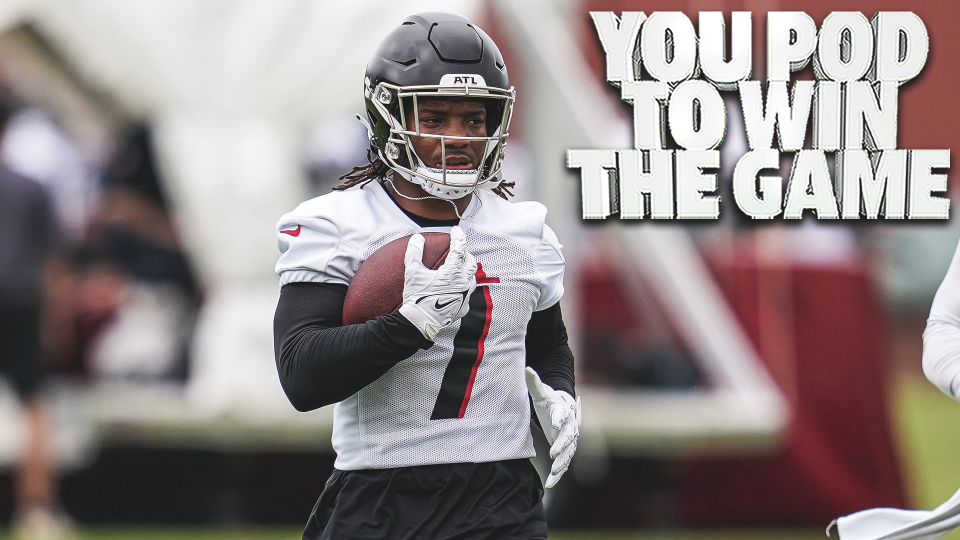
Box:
[438,74,487,86]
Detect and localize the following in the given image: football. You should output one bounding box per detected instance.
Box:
[342,232,451,325]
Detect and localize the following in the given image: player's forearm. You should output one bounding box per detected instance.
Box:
[277,312,428,411]
[273,282,430,412]
[525,303,576,397]
[527,345,575,398]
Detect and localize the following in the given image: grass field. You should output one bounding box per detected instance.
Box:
[892,375,960,540]
[2,375,959,540]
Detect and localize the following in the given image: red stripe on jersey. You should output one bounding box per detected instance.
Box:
[475,262,500,284]
[458,284,494,418]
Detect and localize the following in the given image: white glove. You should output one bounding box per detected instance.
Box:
[398,226,477,340]
[525,366,581,489]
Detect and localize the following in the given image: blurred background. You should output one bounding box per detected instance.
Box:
[0,0,958,538]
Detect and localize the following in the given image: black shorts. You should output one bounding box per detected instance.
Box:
[303,458,548,540]
[0,302,42,401]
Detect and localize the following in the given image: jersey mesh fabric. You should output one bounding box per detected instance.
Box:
[357,228,541,468]
[275,182,563,470]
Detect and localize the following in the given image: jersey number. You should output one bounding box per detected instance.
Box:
[430,266,498,420]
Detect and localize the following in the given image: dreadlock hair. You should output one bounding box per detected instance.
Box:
[333,149,516,200]
[491,180,516,200]
[332,148,390,191]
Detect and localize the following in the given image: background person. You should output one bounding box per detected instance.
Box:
[0,97,73,540]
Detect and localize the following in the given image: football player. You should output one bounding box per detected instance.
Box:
[274,12,579,539]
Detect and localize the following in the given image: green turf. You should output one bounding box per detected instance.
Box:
[895,376,960,507]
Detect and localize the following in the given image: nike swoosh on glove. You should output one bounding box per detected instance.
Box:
[525,366,581,489]
[398,226,478,341]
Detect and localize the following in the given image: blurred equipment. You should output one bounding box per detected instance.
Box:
[83,127,199,382]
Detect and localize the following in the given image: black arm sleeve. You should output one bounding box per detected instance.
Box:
[524,302,576,397]
[273,282,432,412]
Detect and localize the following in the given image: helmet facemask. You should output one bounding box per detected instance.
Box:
[366,80,515,200]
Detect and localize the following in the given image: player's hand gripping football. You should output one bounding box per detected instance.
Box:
[525,367,581,489]
[398,226,478,341]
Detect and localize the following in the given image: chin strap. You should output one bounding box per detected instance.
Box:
[382,178,482,220]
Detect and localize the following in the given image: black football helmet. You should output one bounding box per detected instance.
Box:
[361,12,515,199]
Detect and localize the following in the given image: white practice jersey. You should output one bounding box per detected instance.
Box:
[275,181,565,470]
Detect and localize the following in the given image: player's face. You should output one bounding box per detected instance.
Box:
[404,98,487,171]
